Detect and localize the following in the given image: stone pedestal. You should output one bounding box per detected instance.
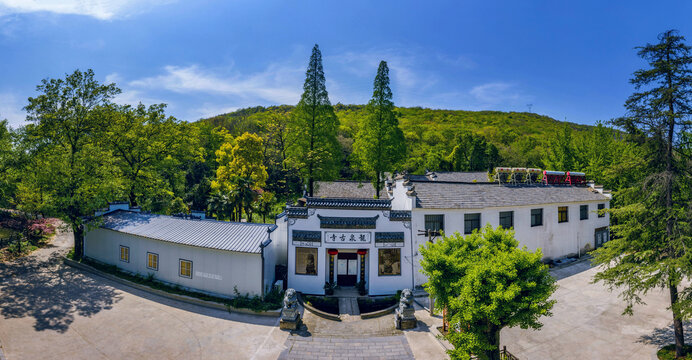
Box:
[394,288,417,330]
[280,288,301,331]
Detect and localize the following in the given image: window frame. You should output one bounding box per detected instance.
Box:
[179,259,193,279]
[499,211,514,229]
[119,245,130,263]
[558,206,569,223]
[531,208,543,227]
[378,248,402,276]
[598,203,606,218]
[147,252,159,271]
[580,205,588,220]
[424,214,444,235]
[464,213,481,234]
[295,247,318,276]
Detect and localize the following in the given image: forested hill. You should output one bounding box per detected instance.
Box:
[199,104,595,175]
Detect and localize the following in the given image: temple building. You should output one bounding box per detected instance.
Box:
[83,171,611,298]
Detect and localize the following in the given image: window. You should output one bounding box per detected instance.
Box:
[598,203,606,218]
[179,259,192,278]
[580,205,588,220]
[295,247,318,275]
[147,252,159,271]
[378,248,401,276]
[531,209,543,227]
[499,211,514,229]
[558,206,568,223]
[119,245,129,263]
[425,214,444,235]
[464,213,481,234]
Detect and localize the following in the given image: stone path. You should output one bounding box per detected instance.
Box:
[337,297,360,316]
[279,335,414,360]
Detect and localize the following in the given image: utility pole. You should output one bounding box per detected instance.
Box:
[526,103,533,113]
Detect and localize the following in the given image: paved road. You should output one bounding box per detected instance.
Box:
[502,259,692,359]
[0,228,288,360]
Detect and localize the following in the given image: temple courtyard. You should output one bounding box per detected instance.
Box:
[0,230,689,360]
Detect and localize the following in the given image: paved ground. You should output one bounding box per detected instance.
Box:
[0,228,288,360]
[502,258,692,359]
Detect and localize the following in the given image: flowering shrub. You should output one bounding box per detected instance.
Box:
[26,218,57,243]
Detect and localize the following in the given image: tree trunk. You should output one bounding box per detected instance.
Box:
[74,223,84,260]
[669,281,686,358]
[484,325,501,360]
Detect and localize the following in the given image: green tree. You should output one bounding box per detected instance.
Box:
[211,132,268,222]
[102,103,188,208]
[287,44,341,196]
[353,61,406,197]
[544,124,577,171]
[23,69,123,259]
[593,30,692,358]
[420,226,556,360]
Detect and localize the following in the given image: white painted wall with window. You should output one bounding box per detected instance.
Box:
[84,228,264,297]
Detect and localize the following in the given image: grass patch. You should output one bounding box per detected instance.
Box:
[0,227,18,238]
[79,257,282,312]
[358,296,398,314]
[304,296,339,314]
[657,344,692,359]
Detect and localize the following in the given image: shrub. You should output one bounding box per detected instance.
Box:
[304,296,339,314]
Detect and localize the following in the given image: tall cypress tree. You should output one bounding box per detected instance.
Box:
[287,44,340,196]
[593,30,692,358]
[353,61,406,198]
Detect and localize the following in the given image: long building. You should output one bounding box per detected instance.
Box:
[84,172,611,298]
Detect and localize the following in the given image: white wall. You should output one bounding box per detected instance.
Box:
[286,208,414,296]
[389,179,414,210]
[84,228,263,297]
[410,201,610,287]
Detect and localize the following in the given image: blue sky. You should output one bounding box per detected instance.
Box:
[1,0,690,128]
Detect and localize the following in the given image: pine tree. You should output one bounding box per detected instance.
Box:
[353,61,406,197]
[593,30,692,358]
[286,44,341,196]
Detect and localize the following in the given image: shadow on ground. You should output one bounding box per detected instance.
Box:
[638,321,692,347]
[0,251,122,333]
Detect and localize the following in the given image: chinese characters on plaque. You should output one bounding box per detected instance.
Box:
[324,232,371,244]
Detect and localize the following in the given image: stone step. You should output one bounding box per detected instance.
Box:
[337,297,361,316]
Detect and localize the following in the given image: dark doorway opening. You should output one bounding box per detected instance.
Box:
[337,252,357,287]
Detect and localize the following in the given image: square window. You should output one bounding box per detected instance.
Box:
[598,203,606,218]
[179,259,192,278]
[499,211,514,229]
[147,252,159,271]
[119,245,129,263]
[531,209,543,227]
[558,206,568,223]
[378,248,401,276]
[295,247,318,275]
[424,214,444,235]
[580,205,588,220]
[464,213,481,234]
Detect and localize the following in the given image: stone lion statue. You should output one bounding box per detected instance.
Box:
[399,288,413,311]
[283,288,298,311]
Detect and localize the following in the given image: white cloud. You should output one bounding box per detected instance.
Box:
[0,92,26,129]
[470,82,525,105]
[128,64,303,105]
[0,0,175,20]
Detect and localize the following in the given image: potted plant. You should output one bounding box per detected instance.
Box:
[356,279,367,296]
[323,281,336,295]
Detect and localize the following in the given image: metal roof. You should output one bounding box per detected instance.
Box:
[411,181,610,209]
[99,211,275,254]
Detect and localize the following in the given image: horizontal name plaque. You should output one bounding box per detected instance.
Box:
[375,242,404,248]
[324,231,371,244]
[292,240,321,247]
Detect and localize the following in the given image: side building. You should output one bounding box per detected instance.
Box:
[388,172,611,288]
[84,203,281,298]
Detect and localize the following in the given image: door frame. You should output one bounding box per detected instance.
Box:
[336,252,358,287]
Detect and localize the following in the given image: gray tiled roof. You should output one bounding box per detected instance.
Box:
[306,197,391,210]
[389,210,412,221]
[375,232,405,242]
[286,207,308,218]
[314,181,376,199]
[99,211,275,254]
[429,172,491,183]
[318,215,379,229]
[292,230,321,243]
[411,181,609,209]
